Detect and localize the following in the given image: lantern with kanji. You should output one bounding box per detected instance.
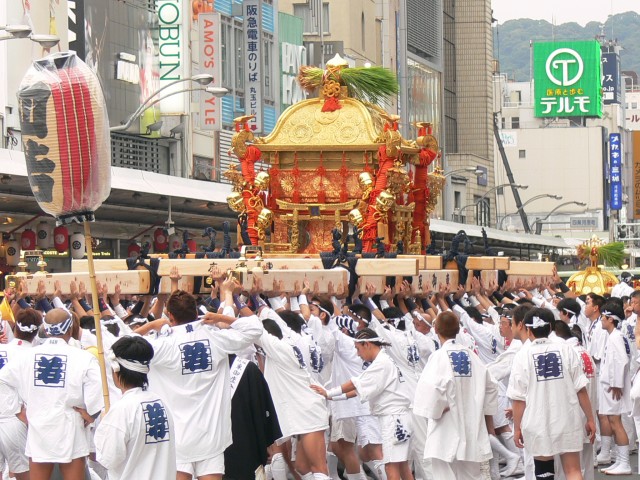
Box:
[168,234,182,252]
[70,232,85,259]
[21,229,37,250]
[5,239,20,267]
[53,225,68,253]
[37,221,53,249]
[17,51,111,225]
[154,227,168,252]
[128,241,141,258]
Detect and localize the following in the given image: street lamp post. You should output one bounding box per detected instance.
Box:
[498,194,563,231]
[443,166,484,179]
[472,183,528,227]
[532,201,587,235]
[0,24,60,47]
[110,74,228,132]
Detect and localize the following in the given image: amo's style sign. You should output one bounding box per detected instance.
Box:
[533,40,602,118]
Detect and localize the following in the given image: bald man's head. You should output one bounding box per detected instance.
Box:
[44,308,74,337]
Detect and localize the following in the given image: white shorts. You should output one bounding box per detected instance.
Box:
[178,453,225,477]
[355,415,383,447]
[0,418,29,473]
[379,413,412,464]
[599,385,631,415]
[330,417,357,443]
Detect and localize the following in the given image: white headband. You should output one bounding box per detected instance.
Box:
[354,336,386,343]
[16,322,38,333]
[602,310,622,323]
[107,350,150,374]
[44,312,73,336]
[525,315,549,328]
[101,317,119,325]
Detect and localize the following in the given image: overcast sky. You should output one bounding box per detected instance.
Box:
[491,0,639,26]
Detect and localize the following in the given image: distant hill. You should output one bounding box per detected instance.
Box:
[493,11,640,82]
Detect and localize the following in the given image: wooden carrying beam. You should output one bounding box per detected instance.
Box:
[7,272,194,295]
[358,270,459,295]
[73,257,419,277]
[506,261,555,276]
[235,268,349,294]
[465,256,510,271]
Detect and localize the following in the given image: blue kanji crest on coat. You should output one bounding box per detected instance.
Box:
[623,336,631,356]
[33,354,67,388]
[292,345,306,369]
[394,418,411,443]
[180,340,212,375]
[491,337,498,355]
[448,350,472,377]
[626,324,636,341]
[309,344,324,373]
[142,400,170,444]
[0,351,6,370]
[407,344,420,366]
[533,351,564,381]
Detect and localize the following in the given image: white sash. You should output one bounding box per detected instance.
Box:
[229,357,250,397]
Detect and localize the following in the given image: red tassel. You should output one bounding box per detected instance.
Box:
[322,96,341,112]
[318,190,326,203]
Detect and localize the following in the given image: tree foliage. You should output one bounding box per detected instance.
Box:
[493,11,640,82]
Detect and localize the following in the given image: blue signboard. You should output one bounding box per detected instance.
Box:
[610,133,622,210]
[602,52,621,105]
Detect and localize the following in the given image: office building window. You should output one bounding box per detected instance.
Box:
[235,24,244,91]
[519,149,526,158]
[263,36,274,99]
[511,117,520,129]
[293,2,330,35]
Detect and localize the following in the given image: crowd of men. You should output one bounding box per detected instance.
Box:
[0,265,639,480]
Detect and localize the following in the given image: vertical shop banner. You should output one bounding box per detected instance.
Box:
[610,133,622,210]
[533,40,602,118]
[199,12,222,131]
[244,0,263,133]
[157,0,187,114]
[602,52,621,105]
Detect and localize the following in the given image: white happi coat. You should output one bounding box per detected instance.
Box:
[147,316,262,464]
[507,338,589,457]
[599,328,632,414]
[351,349,413,416]
[566,337,597,442]
[0,339,32,421]
[328,320,372,420]
[414,339,497,463]
[454,305,503,365]
[369,317,422,397]
[0,337,104,463]
[94,387,177,480]
[257,329,329,438]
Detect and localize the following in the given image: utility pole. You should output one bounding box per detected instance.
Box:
[492,113,531,233]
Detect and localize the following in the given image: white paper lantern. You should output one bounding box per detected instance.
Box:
[168,234,182,252]
[37,221,53,249]
[5,239,20,267]
[70,232,85,259]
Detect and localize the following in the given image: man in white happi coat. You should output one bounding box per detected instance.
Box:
[0,308,42,480]
[508,307,595,480]
[138,280,262,480]
[0,308,104,480]
[598,302,632,475]
[413,311,498,480]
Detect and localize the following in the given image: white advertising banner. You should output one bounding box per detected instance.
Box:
[198,12,222,131]
[157,0,187,114]
[244,0,263,133]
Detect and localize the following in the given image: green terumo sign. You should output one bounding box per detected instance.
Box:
[533,40,602,118]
